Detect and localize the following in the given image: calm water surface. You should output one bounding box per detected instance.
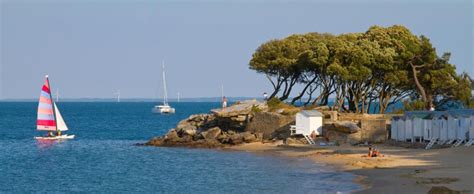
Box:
[0,102,361,193]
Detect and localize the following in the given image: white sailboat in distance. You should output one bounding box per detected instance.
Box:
[152,61,175,114]
[35,75,74,140]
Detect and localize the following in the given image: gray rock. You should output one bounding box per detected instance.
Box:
[201,127,222,140]
[332,121,360,133]
[229,133,243,145]
[242,132,257,143]
[164,129,180,142]
[181,125,197,136]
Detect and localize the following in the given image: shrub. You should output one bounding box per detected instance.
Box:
[251,105,262,113]
[266,97,282,109]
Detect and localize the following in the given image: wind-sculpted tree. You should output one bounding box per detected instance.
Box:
[249,25,472,113]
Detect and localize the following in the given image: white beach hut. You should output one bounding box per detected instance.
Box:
[404,118,413,142]
[465,115,474,146]
[391,117,403,140]
[412,117,424,142]
[423,119,432,141]
[405,111,437,142]
[470,115,474,139]
[447,116,458,141]
[458,117,469,140]
[431,116,441,140]
[290,110,323,136]
[439,116,449,141]
[397,118,405,141]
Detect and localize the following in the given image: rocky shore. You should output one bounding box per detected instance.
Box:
[145,100,293,148]
[144,99,388,148]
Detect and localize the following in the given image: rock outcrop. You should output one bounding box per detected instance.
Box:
[245,112,294,140]
[145,100,270,148]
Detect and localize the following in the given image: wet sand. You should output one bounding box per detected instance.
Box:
[228,142,474,193]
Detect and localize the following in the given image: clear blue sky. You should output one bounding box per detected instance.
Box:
[1,0,472,99]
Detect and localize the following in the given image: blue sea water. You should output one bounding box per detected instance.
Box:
[0,102,361,193]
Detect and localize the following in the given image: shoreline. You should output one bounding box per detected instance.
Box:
[225,142,473,194]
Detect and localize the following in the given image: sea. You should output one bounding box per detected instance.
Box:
[0,102,361,193]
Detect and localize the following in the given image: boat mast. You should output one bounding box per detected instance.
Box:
[162,61,168,106]
[46,75,58,131]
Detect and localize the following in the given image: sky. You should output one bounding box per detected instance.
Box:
[1,0,473,99]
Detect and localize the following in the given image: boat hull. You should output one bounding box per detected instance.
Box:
[35,134,75,140]
[152,105,175,114]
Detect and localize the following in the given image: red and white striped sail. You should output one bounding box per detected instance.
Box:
[37,75,68,131]
[37,76,56,131]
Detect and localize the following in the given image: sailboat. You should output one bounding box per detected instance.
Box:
[152,62,175,114]
[35,75,74,140]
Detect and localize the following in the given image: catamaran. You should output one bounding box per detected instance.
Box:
[152,62,175,114]
[35,75,74,140]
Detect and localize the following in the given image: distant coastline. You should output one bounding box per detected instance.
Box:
[0,97,262,103]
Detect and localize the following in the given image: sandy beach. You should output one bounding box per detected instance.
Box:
[228,142,474,193]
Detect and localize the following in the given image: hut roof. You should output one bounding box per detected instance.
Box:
[300,110,323,117]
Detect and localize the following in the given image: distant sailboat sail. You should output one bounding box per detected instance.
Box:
[37,77,57,131]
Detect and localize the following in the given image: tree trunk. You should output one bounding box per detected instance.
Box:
[410,63,429,109]
[291,76,318,105]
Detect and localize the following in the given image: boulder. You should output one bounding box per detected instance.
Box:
[229,133,243,145]
[180,134,194,142]
[332,121,360,133]
[242,132,257,143]
[347,131,363,145]
[201,127,222,140]
[216,134,230,144]
[245,112,294,140]
[164,129,180,142]
[181,125,197,136]
[145,137,164,146]
[210,100,267,117]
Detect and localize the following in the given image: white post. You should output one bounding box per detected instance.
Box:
[114,90,121,102]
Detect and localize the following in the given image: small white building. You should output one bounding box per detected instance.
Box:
[423,119,432,141]
[390,117,400,140]
[396,118,406,141]
[470,115,474,139]
[290,110,323,136]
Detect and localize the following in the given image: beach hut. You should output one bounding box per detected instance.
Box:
[430,115,442,140]
[290,110,323,136]
[447,116,458,141]
[396,118,405,141]
[390,116,403,141]
[458,117,470,140]
[423,118,432,141]
[468,115,474,139]
[449,110,474,141]
[405,111,435,142]
[439,116,449,141]
[390,118,398,140]
[404,118,413,142]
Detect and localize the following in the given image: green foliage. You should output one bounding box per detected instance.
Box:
[251,105,262,113]
[249,25,472,113]
[402,100,426,111]
[266,97,282,109]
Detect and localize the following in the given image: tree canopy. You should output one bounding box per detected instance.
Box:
[249,25,472,113]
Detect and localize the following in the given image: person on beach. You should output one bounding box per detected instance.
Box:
[222,96,228,109]
[263,92,268,101]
